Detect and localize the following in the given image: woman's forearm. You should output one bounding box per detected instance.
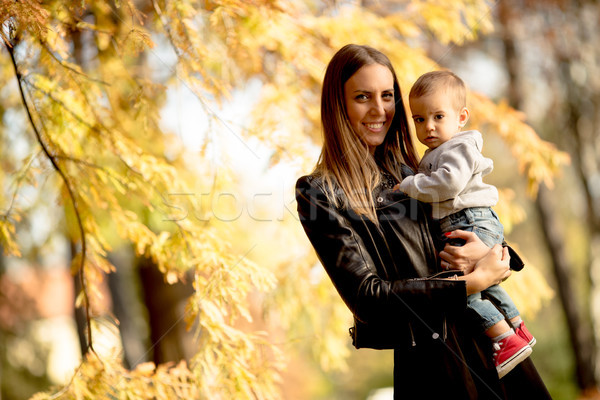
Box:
[460,268,490,296]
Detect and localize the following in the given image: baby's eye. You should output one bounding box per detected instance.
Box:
[413,117,424,123]
[435,114,444,120]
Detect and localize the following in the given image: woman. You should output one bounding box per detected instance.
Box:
[296,44,551,398]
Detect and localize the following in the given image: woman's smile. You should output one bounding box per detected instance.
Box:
[364,121,386,131]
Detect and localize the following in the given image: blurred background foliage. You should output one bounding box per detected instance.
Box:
[0,0,597,399]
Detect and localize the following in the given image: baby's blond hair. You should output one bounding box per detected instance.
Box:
[409,70,466,111]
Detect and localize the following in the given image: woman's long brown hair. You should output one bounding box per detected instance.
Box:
[315,44,419,222]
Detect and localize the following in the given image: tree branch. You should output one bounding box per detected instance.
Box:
[5,40,96,356]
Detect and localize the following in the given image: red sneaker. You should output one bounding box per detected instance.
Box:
[515,321,536,347]
[493,333,532,379]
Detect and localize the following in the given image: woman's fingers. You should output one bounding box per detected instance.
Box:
[486,244,511,282]
[501,245,510,261]
[444,229,477,242]
[500,246,512,281]
[440,230,490,273]
[440,259,452,271]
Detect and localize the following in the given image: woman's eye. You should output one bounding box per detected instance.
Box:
[383,92,394,99]
[355,94,368,101]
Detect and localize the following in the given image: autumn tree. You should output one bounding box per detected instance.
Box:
[0,0,568,398]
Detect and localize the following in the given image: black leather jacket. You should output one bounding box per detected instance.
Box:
[296,172,551,399]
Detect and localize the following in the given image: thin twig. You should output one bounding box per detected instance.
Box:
[54,155,131,187]
[6,40,96,356]
[1,150,42,218]
[39,40,110,85]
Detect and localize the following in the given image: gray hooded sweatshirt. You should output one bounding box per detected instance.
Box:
[398,130,498,219]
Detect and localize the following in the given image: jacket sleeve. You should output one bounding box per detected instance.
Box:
[398,140,482,203]
[296,176,467,325]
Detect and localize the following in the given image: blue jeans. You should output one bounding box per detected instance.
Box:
[439,207,519,332]
[439,207,503,248]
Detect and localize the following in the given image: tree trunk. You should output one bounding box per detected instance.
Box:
[556,56,600,390]
[137,258,195,364]
[71,240,89,357]
[107,247,150,369]
[535,185,596,389]
[498,0,597,390]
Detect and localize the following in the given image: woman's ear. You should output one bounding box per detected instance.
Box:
[458,107,470,128]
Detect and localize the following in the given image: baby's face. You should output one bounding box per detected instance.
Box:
[409,90,468,149]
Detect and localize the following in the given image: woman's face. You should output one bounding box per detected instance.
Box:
[344,63,396,153]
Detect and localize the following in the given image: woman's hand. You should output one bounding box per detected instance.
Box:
[463,244,511,295]
[439,230,490,274]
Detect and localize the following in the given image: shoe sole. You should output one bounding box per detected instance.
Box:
[497,345,533,379]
